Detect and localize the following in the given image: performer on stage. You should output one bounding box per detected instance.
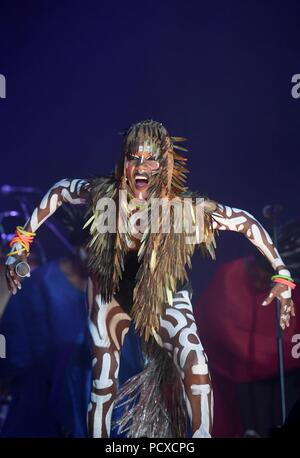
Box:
[4,120,296,438]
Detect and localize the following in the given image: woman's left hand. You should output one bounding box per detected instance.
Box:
[262,283,295,330]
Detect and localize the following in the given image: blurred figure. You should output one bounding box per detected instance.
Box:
[0,251,10,318]
[0,211,41,431]
[0,205,91,437]
[195,219,300,437]
[0,216,11,317]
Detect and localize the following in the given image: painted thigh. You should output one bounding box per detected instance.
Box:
[158,290,213,438]
[87,277,131,437]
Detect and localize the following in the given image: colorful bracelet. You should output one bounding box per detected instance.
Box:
[7,226,36,257]
[272,276,296,290]
[271,274,294,283]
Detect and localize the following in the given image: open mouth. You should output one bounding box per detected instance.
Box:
[134,175,149,189]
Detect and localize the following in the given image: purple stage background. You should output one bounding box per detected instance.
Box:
[0,0,299,297]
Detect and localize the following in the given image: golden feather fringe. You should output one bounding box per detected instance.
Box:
[85,146,217,341]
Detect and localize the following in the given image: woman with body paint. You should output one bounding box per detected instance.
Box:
[4,120,296,438]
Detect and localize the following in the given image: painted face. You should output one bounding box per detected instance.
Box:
[124,146,160,200]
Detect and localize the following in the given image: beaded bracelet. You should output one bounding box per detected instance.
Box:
[7,226,36,257]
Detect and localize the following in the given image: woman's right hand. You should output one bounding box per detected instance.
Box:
[5,252,29,295]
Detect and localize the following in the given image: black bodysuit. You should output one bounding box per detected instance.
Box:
[114,251,192,315]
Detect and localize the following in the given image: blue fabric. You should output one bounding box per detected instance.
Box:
[0,260,144,437]
[0,261,91,437]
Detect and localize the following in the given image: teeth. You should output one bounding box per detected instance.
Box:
[135,176,148,181]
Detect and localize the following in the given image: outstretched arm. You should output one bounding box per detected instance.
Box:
[6,178,90,294]
[211,203,295,329]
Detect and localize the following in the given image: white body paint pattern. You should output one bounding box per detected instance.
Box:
[87,279,131,438]
[25,178,88,232]
[158,290,213,438]
[88,285,213,438]
[211,204,292,303]
[6,178,89,266]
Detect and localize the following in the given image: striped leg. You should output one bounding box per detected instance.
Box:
[87,278,131,437]
[158,290,213,438]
